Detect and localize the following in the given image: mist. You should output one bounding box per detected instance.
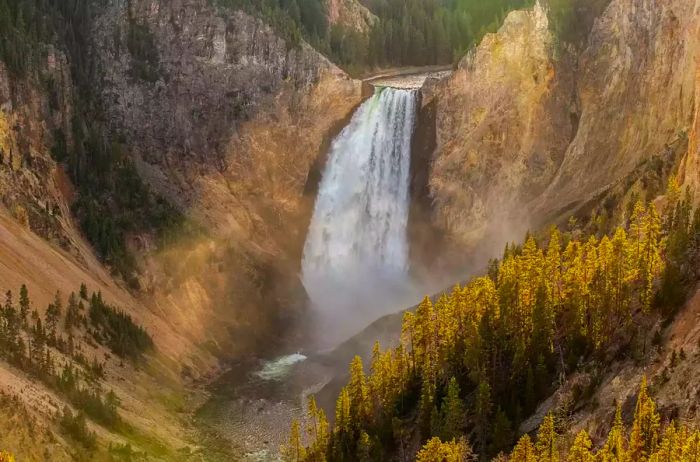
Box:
[301,87,423,348]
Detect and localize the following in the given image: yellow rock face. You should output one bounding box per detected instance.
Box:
[680,64,700,200]
[430,2,570,257]
[429,0,700,264]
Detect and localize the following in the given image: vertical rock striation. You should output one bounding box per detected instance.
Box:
[430,2,573,262]
[89,0,365,359]
[428,0,700,268]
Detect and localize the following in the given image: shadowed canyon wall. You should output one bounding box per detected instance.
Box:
[89,0,365,360]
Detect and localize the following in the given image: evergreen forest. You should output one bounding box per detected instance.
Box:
[283,181,700,461]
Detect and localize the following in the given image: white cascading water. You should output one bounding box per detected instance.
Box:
[302,87,419,345]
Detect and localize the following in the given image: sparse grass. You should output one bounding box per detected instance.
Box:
[0,392,73,461]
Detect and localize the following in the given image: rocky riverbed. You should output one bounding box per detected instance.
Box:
[197,354,335,461]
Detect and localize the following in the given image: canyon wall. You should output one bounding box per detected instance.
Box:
[0,0,364,370]
[680,52,700,198]
[0,0,363,457]
[327,0,376,32]
[427,0,700,268]
[0,49,218,458]
[89,0,364,360]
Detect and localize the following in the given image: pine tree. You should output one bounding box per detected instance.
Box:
[650,422,680,462]
[293,209,672,461]
[416,437,471,462]
[419,360,437,438]
[629,377,660,461]
[19,284,29,328]
[430,404,441,439]
[600,403,628,462]
[681,431,700,460]
[536,413,558,462]
[510,434,536,462]
[334,387,351,434]
[65,292,80,332]
[45,291,63,342]
[414,296,436,368]
[440,377,465,441]
[332,387,352,460]
[491,407,513,455]
[640,204,663,312]
[629,200,646,267]
[1,290,20,358]
[475,380,492,455]
[401,311,416,372]
[281,420,306,462]
[356,431,372,462]
[305,396,329,462]
[568,430,594,462]
[348,356,369,425]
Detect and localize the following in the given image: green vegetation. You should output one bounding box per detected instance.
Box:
[0,0,52,76]
[0,283,153,452]
[0,0,190,289]
[546,0,611,49]
[655,176,699,318]
[213,0,614,72]
[60,406,97,450]
[285,191,700,461]
[359,0,535,68]
[213,0,328,49]
[213,0,535,73]
[88,291,153,360]
[486,378,700,462]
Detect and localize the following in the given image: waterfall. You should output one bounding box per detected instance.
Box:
[302,87,418,344]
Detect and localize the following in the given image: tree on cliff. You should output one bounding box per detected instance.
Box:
[416,437,472,462]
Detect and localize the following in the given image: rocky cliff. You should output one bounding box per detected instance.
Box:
[88,0,364,360]
[680,48,700,198]
[427,0,699,269]
[0,0,363,458]
[327,0,376,32]
[0,52,75,251]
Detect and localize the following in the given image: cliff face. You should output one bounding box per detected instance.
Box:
[327,0,376,32]
[0,53,216,457]
[428,0,700,264]
[94,0,360,232]
[0,0,363,366]
[679,54,700,197]
[0,0,362,457]
[429,2,573,261]
[0,53,76,250]
[538,0,699,216]
[89,0,364,359]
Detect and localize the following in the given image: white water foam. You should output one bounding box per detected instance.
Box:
[302,87,419,345]
[253,353,307,381]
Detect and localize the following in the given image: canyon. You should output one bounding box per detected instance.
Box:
[0,0,699,459]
